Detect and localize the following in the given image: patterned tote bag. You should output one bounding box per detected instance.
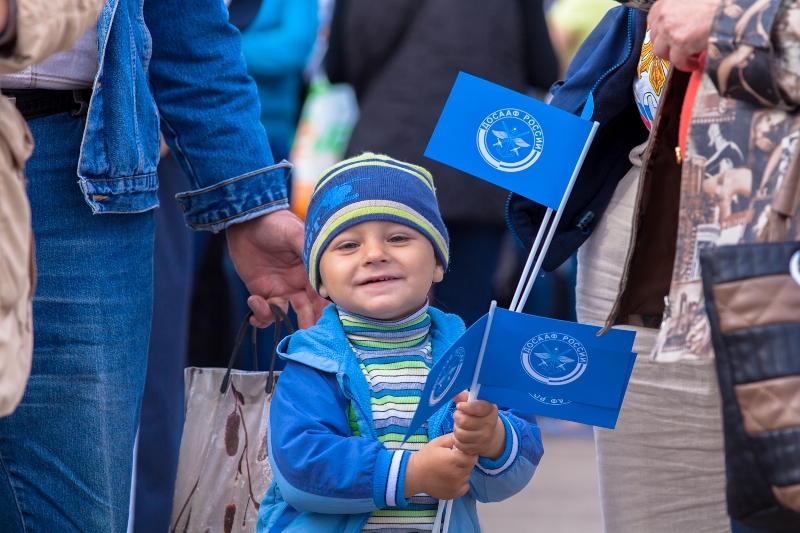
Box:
[170,305,293,533]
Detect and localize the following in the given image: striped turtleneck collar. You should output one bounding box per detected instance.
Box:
[336,302,431,351]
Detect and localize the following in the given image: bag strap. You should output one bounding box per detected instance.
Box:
[219,304,295,395]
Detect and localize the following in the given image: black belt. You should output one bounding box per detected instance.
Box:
[1,88,92,120]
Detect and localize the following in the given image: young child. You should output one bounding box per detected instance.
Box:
[257,154,543,533]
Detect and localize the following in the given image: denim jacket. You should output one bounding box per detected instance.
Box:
[81,0,288,231]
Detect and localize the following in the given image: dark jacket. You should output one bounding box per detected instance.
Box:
[326,0,558,226]
[507,6,649,269]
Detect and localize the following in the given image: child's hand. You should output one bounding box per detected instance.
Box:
[451,391,506,461]
[404,434,478,500]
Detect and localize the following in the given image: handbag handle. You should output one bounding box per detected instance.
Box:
[219,304,295,395]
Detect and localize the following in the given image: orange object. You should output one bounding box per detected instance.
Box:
[678,52,707,161]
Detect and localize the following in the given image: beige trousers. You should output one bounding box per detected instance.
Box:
[576,143,731,533]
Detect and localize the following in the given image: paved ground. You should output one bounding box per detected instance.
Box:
[478,433,603,533]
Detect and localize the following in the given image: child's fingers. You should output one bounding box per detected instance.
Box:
[428,433,454,449]
[456,399,497,417]
[451,449,479,469]
[451,390,469,403]
[454,409,497,431]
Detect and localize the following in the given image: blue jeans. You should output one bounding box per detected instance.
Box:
[133,153,194,533]
[0,112,154,532]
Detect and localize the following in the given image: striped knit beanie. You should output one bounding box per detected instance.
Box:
[303,153,449,292]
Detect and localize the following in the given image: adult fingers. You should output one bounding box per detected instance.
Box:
[289,291,318,330]
[248,295,276,327]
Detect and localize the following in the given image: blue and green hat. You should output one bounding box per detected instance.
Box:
[303,153,449,291]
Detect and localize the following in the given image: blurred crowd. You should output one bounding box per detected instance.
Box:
[1,0,799,532]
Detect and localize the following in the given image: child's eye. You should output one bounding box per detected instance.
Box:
[388,235,409,243]
[337,242,359,250]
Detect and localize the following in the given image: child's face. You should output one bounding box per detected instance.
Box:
[318,220,444,320]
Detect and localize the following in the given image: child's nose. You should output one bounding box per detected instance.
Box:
[362,240,389,263]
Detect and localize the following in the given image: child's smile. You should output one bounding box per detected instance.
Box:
[318,220,444,320]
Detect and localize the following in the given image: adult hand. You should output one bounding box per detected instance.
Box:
[404,434,478,500]
[226,209,328,329]
[648,0,722,71]
[451,391,506,460]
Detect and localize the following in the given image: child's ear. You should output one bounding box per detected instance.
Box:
[318,283,329,299]
[433,260,444,283]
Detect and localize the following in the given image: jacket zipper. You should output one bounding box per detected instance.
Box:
[571,8,635,116]
[342,383,378,440]
[600,68,675,334]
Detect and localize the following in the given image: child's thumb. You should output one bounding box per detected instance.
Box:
[429,433,454,449]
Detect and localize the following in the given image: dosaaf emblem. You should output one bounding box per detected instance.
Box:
[521,332,588,385]
[477,108,544,172]
[429,347,465,406]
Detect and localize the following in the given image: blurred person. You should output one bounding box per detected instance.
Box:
[240,0,318,162]
[547,0,618,74]
[132,4,318,529]
[0,0,104,419]
[0,1,327,532]
[507,0,800,531]
[326,0,559,327]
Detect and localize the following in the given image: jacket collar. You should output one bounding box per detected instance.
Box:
[277,303,466,434]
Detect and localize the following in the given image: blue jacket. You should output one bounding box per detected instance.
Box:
[81,0,288,232]
[240,0,318,146]
[507,6,649,269]
[258,305,543,533]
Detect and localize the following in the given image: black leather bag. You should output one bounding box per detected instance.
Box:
[700,241,800,532]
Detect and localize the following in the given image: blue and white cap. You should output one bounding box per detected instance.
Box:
[303,153,449,292]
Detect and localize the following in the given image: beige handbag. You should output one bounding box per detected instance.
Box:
[0,97,35,418]
[170,306,293,533]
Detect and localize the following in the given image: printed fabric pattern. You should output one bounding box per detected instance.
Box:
[338,304,439,532]
[633,28,670,130]
[653,0,800,361]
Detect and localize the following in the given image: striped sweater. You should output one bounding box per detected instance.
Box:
[337,304,439,533]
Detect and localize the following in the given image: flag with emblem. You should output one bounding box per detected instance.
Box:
[424,72,596,210]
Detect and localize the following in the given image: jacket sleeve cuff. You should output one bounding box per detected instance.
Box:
[373,450,411,509]
[476,413,519,476]
[706,0,784,106]
[175,161,291,233]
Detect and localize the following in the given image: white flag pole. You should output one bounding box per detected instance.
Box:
[509,208,553,312]
[433,301,497,532]
[438,121,598,532]
[439,120,599,533]
[514,121,599,313]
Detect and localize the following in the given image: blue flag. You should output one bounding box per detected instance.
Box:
[424,72,596,210]
[402,314,489,442]
[403,309,637,439]
[477,309,636,409]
